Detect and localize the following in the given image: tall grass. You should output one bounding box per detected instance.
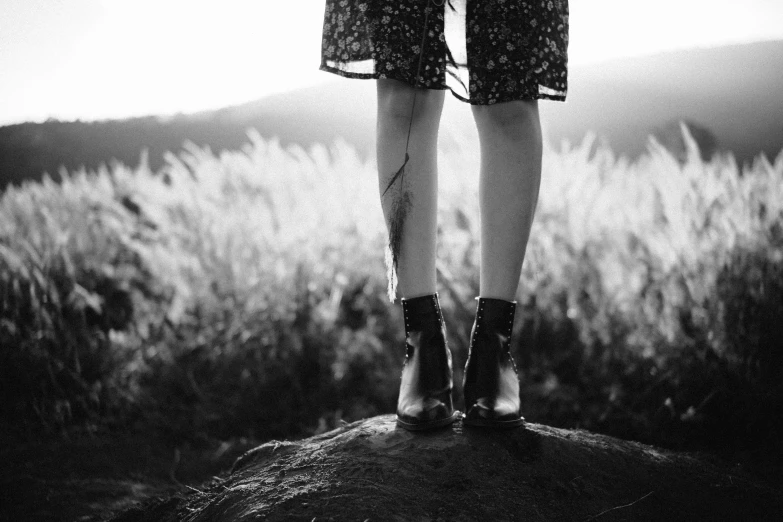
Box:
[1,127,781,463]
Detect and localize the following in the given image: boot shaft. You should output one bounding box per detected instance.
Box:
[400,292,451,382]
[401,292,445,335]
[470,296,517,350]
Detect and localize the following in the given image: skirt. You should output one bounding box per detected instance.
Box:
[320,0,569,105]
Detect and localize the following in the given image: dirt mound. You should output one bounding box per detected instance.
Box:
[114,414,782,521]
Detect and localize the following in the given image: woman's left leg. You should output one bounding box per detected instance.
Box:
[462,99,543,427]
[472,99,543,301]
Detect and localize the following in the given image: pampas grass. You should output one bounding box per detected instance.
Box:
[1,126,781,459]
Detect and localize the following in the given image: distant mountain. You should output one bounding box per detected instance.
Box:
[1,40,782,190]
[539,39,783,162]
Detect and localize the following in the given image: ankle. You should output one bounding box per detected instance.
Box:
[401,290,438,300]
[476,292,517,302]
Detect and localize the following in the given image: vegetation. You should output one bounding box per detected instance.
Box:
[1,127,781,472]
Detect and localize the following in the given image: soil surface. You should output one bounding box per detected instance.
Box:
[0,428,257,522]
[112,414,783,522]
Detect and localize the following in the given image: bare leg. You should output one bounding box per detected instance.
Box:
[471,100,543,301]
[376,79,445,299]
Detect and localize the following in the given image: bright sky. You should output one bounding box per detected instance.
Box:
[1,0,782,125]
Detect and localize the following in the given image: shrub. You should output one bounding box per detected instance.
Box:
[1,128,781,467]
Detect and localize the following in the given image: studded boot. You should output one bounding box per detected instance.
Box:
[463,296,524,428]
[396,292,460,431]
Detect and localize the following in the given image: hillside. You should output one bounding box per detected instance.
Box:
[113,415,783,522]
[1,40,782,190]
[540,39,783,161]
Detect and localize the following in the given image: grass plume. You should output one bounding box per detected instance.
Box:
[1,126,781,468]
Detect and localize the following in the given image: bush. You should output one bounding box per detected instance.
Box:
[1,128,781,467]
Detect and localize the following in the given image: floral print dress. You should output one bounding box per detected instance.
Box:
[321,0,569,301]
[320,0,569,105]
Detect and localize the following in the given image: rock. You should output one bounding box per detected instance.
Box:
[114,415,782,521]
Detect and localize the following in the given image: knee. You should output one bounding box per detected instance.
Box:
[377,78,445,126]
[472,99,540,137]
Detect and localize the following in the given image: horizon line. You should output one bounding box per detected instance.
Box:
[2,37,780,128]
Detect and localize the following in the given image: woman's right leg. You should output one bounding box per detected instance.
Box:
[376,78,445,300]
[378,79,457,431]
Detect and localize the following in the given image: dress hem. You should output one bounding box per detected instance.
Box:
[319,63,567,105]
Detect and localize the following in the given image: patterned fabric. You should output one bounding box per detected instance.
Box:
[320,0,569,105]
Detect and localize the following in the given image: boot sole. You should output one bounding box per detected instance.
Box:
[463,416,525,429]
[396,411,461,432]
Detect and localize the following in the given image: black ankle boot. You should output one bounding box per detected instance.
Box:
[396,293,459,431]
[463,296,524,428]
